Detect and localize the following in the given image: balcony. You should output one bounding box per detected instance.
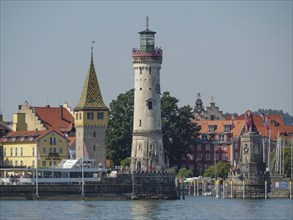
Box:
[45,152,60,160]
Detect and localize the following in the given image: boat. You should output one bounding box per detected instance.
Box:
[0,158,107,185]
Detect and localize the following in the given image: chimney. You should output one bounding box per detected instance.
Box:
[60,105,63,120]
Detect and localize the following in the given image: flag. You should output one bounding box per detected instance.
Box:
[37,141,41,161]
[265,114,270,131]
[83,143,89,159]
[231,115,235,129]
[68,147,75,159]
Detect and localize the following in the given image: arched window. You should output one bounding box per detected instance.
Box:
[148,101,153,110]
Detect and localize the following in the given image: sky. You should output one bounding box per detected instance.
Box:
[0,1,292,121]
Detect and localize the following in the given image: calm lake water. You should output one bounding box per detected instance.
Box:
[0,196,292,220]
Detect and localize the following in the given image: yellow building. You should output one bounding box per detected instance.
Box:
[0,130,69,168]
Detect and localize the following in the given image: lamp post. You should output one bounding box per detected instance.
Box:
[149,151,155,172]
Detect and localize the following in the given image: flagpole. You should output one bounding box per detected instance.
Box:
[268,129,271,171]
[36,140,39,198]
[82,143,84,198]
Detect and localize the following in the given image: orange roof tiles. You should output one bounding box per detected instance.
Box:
[33,106,74,133]
[195,119,245,138]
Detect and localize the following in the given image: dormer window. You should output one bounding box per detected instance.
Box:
[208,125,216,132]
[224,125,232,132]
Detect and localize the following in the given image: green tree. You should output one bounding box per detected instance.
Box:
[161,92,198,169]
[120,157,131,168]
[203,161,231,179]
[106,89,134,166]
[176,168,193,178]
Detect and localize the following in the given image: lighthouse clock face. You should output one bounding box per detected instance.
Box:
[155,84,160,94]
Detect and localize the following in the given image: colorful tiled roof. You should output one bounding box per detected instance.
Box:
[75,49,108,111]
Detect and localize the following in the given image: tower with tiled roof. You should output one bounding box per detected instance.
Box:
[130,17,166,172]
[74,47,109,167]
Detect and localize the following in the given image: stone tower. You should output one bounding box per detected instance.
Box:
[130,18,165,172]
[74,47,109,167]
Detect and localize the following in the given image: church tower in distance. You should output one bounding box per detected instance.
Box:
[74,47,109,167]
[130,17,165,172]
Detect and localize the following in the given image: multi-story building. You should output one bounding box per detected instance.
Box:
[0,114,12,167]
[0,130,68,168]
[13,101,75,137]
[189,119,245,175]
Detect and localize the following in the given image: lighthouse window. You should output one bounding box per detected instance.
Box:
[139,67,142,74]
[148,101,153,110]
[149,67,151,74]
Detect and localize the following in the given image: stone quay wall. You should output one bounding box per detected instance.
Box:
[132,171,178,200]
[0,172,177,200]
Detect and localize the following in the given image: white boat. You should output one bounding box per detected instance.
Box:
[0,159,107,185]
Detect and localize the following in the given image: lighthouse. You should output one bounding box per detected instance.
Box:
[130,17,165,172]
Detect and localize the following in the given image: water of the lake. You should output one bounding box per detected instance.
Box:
[1,196,292,219]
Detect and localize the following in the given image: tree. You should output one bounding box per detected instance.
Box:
[176,168,193,178]
[161,92,198,169]
[203,161,231,179]
[120,158,131,168]
[106,90,198,170]
[106,89,134,166]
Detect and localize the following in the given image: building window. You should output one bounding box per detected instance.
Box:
[210,115,215,120]
[15,148,18,156]
[43,161,46,167]
[214,154,218,161]
[15,161,18,167]
[53,138,56,145]
[32,147,35,156]
[149,67,152,74]
[49,161,52,166]
[53,148,57,153]
[139,67,142,74]
[87,112,94,119]
[21,147,23,156]
[59,147,63,154]
[206,144,210,151]
[197,154,202,160]
[224,125,231,132]
[222,144,227,150]
[50,147,53,153]
[206,154,210,160]
[20,160,23,166]
[10,148,13,156]
[235,153,239,160]
[139,120,142,127]
[93,145,96,151]
[234,143,238,149]
[138,144,141,151]
[197,144,202,151]
[50,137,52,145]
[214,144,218,151]
[97,112,104,119]
[76,113,78,120]
[222,154,227,161]
[93,131,96,137]
[79,113,82,120]
[208,125,215,132]
[219,135,224,141]
[43,147,46,154]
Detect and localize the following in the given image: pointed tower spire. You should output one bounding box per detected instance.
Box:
[75,46,107,111]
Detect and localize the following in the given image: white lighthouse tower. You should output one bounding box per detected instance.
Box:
[130,17,165,172]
